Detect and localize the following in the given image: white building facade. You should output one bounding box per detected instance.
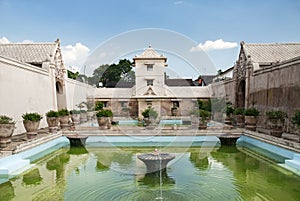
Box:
[94,46,211,119]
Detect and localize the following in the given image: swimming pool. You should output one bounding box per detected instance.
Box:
[0,135,300,201]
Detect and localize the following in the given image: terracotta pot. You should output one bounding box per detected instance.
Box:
[46,117,59,133]
[23,120,40,138]
[0,123,15,148]
[97,117,108,128]
[198,120,207,130]
[245,116,257,131]
[235,114,245,128]
[46,117,59,127]
[267,118,284,138]
[59,116,70,129]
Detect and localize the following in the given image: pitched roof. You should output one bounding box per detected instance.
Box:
[0,43,58,64]
[242,42,300,64]
[165,79,195,86]
[133,46,167,61]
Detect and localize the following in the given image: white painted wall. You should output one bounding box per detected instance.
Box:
[65,79,96,110]
[135,59,166,96]
[0,56,95,135]
[0,57,55,134]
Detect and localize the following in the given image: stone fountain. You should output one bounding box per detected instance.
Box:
[137,149,175,172]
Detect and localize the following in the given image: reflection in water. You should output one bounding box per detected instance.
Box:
[96,160,110,172]
[0,181,15,201]
[189,152,209,171]
[22,168,42,186]
[46,153,70,180]
[67,146,88,155]
[3,146,300,201]
[138,170,175,187]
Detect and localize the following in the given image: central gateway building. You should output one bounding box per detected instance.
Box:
[93,46,211,119]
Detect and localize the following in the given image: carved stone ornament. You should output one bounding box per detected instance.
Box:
[236,51,246,80]
[54,48,66,80]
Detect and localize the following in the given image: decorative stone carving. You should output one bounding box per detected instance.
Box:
[53,42,66,80]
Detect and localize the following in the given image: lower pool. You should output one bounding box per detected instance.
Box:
[0,137,300,201]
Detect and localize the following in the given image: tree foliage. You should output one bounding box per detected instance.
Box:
[85,59,134,87]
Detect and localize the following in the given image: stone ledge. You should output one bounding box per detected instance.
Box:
[243,129,300,153]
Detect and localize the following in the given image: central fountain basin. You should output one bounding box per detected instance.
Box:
[137,150,175,172]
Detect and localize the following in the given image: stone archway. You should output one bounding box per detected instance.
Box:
[237,80,245,108]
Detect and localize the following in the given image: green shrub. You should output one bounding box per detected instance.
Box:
[22,113,43,122]
[292,110,300,125]
[96,109,113,118]
[233,108,244,115]
[199,110,210,122]
[95,102,104,111]
[46,110,58,118]
[70,110,80,115]
[58,109,69,116]
[244,107,260,117]
[142,107,158,119]
[0,115,14,124]
[266,110,287,120]
[224,105,234,116]
[197,99,211,111]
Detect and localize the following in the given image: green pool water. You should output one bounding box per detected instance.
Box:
[1,145,300,201]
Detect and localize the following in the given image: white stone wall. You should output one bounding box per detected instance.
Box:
[65,79,95,111]
[0,57,55,134]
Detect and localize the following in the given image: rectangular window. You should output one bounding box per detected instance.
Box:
[147,64,153,71]
[120,101,127,107]
[172,101,179,108]
[147,79,154,86]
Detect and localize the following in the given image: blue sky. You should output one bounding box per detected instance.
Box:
[0,0,300,77]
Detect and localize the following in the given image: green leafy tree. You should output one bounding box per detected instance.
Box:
[87,59,133,87]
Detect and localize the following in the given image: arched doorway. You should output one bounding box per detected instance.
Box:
[237,80,245,108]
[56,80,67,109]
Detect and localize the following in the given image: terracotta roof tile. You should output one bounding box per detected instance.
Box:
[243,43,300,64]
[0,43,57,64]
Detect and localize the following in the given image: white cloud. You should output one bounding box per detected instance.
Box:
[0,36,10,44]
[21,39,33,43]
[61,42,90,72]
[190,39,238,52]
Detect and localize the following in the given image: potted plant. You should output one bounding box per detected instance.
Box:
[86,101,95,121]
[46,110,59,133]
[96,109,113,129]
[291,110,300,135]
[244,107,260,131]
[171,107,178,116]
[266,110,287,137]
[0,115,15,148]
[22,112,43,139]
[95,101,104,111]
[142,107,158,126]
[233,108,245,128]
[223,104,234,125]
[70,110,80,125]
[198,110,210,129]
[58,109,70,129]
